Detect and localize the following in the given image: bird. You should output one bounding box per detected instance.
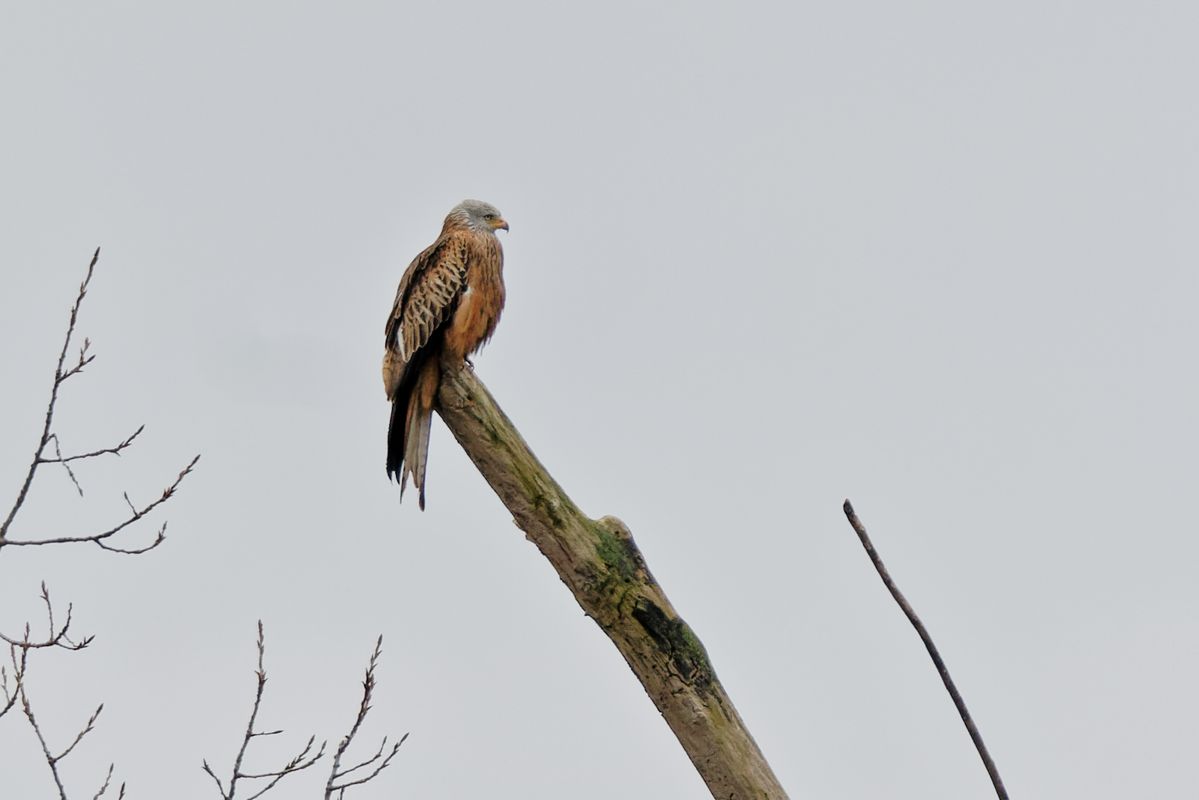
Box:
[382,199,509,509]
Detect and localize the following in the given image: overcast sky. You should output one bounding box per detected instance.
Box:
[1,2,1196,798]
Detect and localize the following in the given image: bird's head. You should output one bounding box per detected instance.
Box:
[448,199,509,233]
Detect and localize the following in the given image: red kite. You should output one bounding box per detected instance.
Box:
[383,200,509,508]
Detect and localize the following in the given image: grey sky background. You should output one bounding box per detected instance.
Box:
[1,2,1196,797]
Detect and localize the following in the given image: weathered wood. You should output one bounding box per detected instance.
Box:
[437,365,790,800]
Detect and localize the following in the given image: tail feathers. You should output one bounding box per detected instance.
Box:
[405,398,433,510]
[386,397,406,482]
[385,348,438,510]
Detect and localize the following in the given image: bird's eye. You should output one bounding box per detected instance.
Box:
[483,213,495,220]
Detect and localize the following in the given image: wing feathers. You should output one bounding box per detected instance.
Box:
[384,237,469,371]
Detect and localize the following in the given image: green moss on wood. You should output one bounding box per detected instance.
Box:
[631,599,715,691]
[593,523,637,583]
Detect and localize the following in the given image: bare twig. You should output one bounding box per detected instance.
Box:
[203,622,327,799]
[1,588,100,798]
[1,247,99,542]
[3,454,200,553]
[18,670,111,800]
[324,636,406,799]
[842,499,1008,800]
[42,425,146,498]
[92,763,127,799]
[20,684,71,800]
[46,434,85,496]
[1,644,30,722]
[55,703,104,762]
[0,583,93,651]
[0,248,200,555]
[42,425,145,466]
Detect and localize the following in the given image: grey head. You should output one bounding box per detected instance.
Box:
[447,199,509,233]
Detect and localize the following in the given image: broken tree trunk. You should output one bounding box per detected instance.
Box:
[437,365,790,800]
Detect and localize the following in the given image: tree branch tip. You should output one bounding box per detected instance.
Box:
[843,500,1009,800]
[597,514,631,537]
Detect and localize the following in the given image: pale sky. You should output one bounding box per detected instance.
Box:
[1,3,1196,798]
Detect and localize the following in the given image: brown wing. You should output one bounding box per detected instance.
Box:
[382,234,469,398]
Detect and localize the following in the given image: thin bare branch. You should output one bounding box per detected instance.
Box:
[1,247,100,542]
[0,645,30,721]
[53,703,103,762]
[202,760,228,798]
[46,434,85,496]
[4,454,200,552]
[41,424,145,472]
[95,521,169,555]
[242,736,325,800]
[20,681,70,800]
[0,584,92,651]
[1,585,107,795]
[325,636,405,798]
[19,681,109,799]
[61,336,95,382]
[328,734,406,798]
[92,763,126,800]
[842,499,1009,800]
[0,249,199,558]
[203,622,326,799]
[229,620,270,792]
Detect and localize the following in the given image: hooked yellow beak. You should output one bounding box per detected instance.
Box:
[491,217,509,231]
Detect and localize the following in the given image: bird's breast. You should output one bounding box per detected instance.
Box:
[443,262,504,362]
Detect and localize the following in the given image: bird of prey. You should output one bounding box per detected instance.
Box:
[383,199,509,509]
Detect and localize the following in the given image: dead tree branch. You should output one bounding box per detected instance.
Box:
[0,247,200,556]
[202,622,326,800]
[436,365,788,800]
[841,499,1008,800]
[324,636,406,799]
